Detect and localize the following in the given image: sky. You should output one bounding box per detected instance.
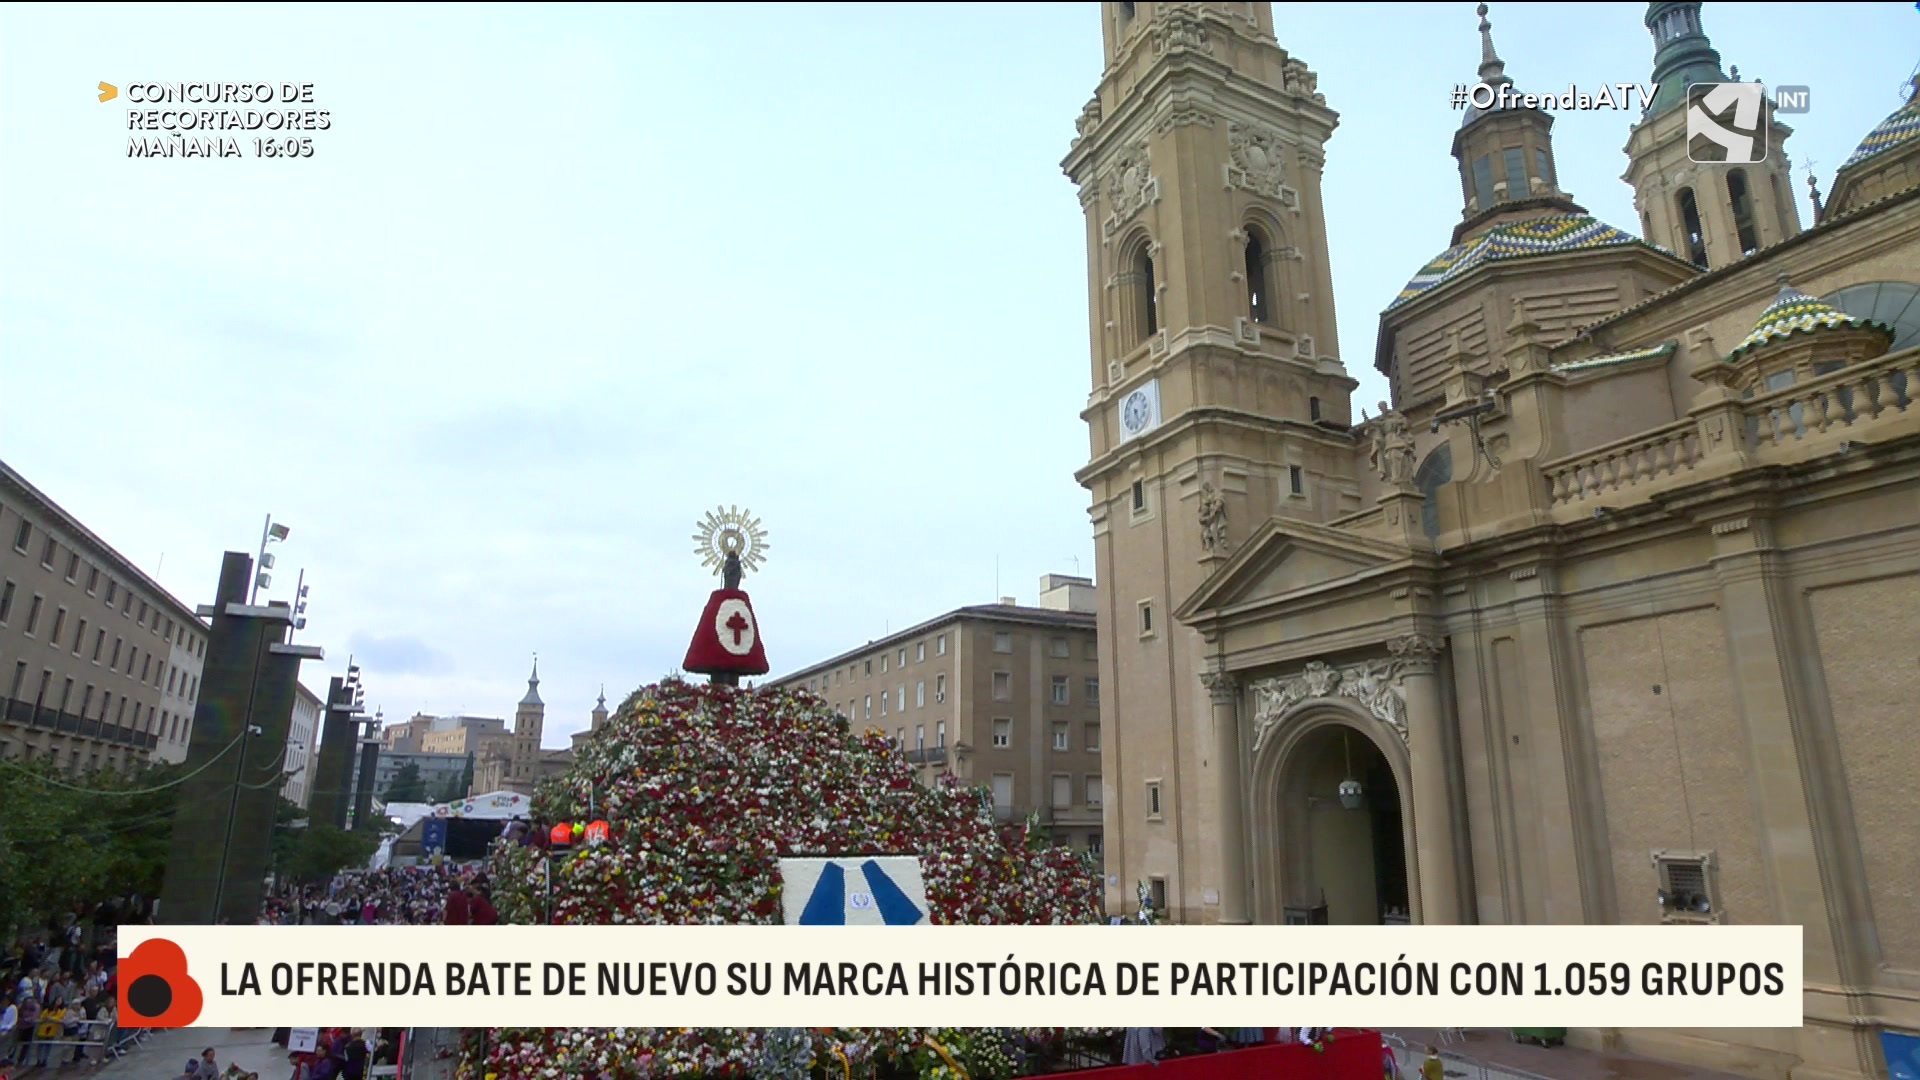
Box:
[2,3,1914,748]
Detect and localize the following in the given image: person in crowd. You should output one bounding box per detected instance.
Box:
[1421,1045,1445,1080]
[341,1030,369,1080]
[0,995,18,1066]
[468,882,497,927]
[442,883,470,926]
[1121,1028,1165,1066]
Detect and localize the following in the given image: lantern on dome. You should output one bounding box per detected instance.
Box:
[683,506,771,687]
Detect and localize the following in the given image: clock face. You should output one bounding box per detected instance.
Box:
[1122,390,1152,434]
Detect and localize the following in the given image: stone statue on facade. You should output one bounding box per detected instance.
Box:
[1198,482,1228,554]
[1368,402,1418,486]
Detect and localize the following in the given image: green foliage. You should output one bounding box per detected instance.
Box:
[281,822,381,883]
[385,762,427,804]
[0,758,181,935]
[268,797,306,875]
[430,772,467,805]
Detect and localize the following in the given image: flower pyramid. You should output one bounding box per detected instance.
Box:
[467,677,1112,1079]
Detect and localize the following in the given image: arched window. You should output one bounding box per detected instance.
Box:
[1415,444,1453,541]
[1676,187,1708,267]
[1245,230,1270,324]
[1727,169,1760,255]
[1137,246,1158,338]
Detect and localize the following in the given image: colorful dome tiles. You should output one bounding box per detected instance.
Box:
[1839,83,1920,174]
[1726,285,1894,361]
[1389,214,1665,311]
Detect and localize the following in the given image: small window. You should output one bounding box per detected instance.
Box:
[1146,780,1163,819]
[92,629,104,661]
[1052,774,1073,809]
[991,772,1015,813]
[916,642,925,662]
[1085,677,1100,708]
[896,727,905,748]
[1085,723,1101,752]
[8,662,24,699]
[1245,231,1270,324]
[25,595,44,636]
[50,607,67,645]
[863,694,872,718]
[916,681,926,707]
[935,674,946,702]
[72,618,87,655]
[881,654,888,673]
[898,648,907,667]
[936,721,946,748]
[1677,187,1708,267]
[11,519,29,553]
[0,580,13,624]
[993,632,1013,654]
[64,552,79,583]
[937,634,948,656]
[1502,146,1527,198]
[1727,169,1760,255]
[864,659,872,676]
[1149,877,1168,913]
[1051,675,1070,705]
[896,686,905,710]
[1131,480,1146,513]
[1049,635,1070,658]
[1088,832,1104,857]
[915,724,924,749]
[1139,601,1155,637]
[105,580,117,606]
[1289,465,1304,495]
[993,718,1012,748]
[1534,147,1553,189]
[880,693,889,717]
[1309,396,1321,422]
[1052,722,1070,751]
[1472,154,1496,209]
[41,535,57,568]
[993,671,1012,701]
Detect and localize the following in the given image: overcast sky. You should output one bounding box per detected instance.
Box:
[2,3,1913,747]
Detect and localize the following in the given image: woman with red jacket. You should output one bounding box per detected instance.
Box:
[441,888,469,926]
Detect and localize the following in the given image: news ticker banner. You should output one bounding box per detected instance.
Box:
[118,924,1801,1030]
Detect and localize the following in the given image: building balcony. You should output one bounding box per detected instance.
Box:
[905,746,948,766]
[1,695,160,752]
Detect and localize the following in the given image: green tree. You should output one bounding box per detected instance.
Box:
[282,822,380,883]
[430,773,466,805]
[267,797,306,875]
[384,762,427,803]
[0,758,182,935]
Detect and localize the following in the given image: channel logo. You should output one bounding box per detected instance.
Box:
[1687,82,1769,163]
[118,938,204,1027]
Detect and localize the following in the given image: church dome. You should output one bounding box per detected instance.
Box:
[1726,284,1894,362]
[1837,78,1920,176]
[1389,213,1666,311]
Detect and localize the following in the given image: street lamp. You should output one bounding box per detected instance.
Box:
[250,516,291,604]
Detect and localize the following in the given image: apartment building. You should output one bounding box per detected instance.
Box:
[282,681,323,809]
[769,575,1104,856]
[0,459,207,773]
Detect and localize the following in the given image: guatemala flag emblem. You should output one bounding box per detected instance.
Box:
[778,857,929,926]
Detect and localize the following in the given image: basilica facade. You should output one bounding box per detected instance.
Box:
[1070,4,1920,1078]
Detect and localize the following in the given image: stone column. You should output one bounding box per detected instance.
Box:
[1392,633,1460,924]
[1201,668,1250,925]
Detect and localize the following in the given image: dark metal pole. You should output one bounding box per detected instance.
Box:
[213,623,273,921]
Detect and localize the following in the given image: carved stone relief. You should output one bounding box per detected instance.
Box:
[1101,140,1157,241]
[1225,122,1300,207]
[1153,8,1212,56]
[1249,656,1413,753]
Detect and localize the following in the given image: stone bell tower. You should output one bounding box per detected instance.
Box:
[1064,0,1359,922]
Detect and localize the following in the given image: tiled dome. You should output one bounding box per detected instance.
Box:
[1389,214,1668,311]
[1837,78,1920,174]
[1726,285,1894,361]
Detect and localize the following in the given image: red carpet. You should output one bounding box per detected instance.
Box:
[1065,1030,1384,1080]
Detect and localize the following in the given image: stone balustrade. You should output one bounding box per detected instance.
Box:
[1542,419,1703,505]
[1744,346,1920,449]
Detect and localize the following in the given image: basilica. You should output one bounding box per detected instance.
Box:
[1070,4,1920,1078]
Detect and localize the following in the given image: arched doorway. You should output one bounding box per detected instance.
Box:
[1251,708,1417,925]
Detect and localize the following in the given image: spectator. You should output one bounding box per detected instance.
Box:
[1421,1045,1445,1080]
[468,884,497,927]
[442,886,470,926]
[0,996,18,1066]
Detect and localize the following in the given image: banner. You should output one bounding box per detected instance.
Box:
[117,925,1802,1029]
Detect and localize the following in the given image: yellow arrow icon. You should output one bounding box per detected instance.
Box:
[98,82,118,103]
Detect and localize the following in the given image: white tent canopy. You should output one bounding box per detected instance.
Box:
[383,790,532,836]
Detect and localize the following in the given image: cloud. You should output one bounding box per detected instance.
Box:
[347,632,455,677]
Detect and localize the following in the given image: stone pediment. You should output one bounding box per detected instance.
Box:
[1175,516,1410,623]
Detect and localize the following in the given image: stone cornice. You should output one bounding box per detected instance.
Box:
[1077,407,1361,487]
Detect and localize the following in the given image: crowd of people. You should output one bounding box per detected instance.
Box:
[257,864,491,927]
[0,917,124,1073]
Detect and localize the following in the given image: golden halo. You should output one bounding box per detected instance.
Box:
[692,505,769,577]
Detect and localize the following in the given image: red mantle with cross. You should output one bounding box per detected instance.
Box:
[683,587,769,676]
